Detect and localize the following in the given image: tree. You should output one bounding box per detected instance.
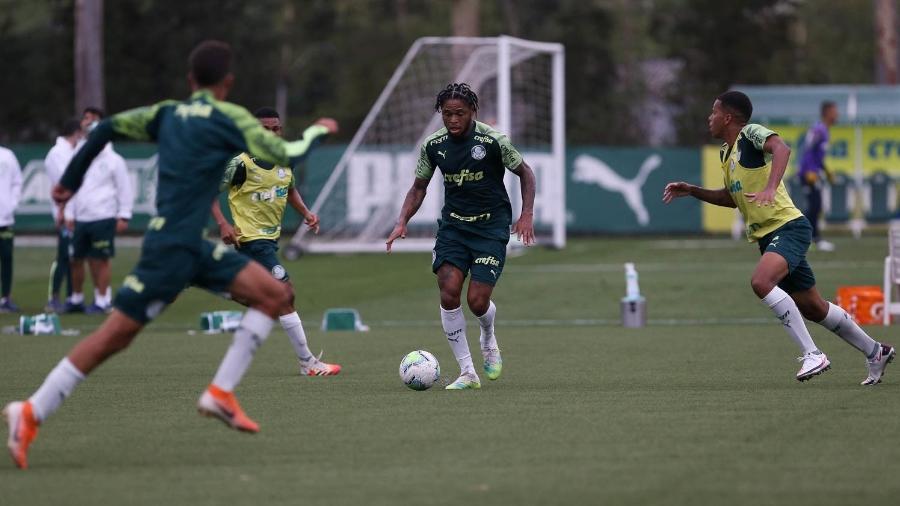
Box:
[74,0,104,113]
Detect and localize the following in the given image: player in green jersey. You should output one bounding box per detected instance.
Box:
[386,83,537,390]
[663,91,893,384]
[3,41,328,469]
[211,106,341,377]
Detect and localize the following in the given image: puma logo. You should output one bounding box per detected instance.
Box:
[438,150,447,159]
[777,310,791,327]
[572,154,661,226]
[446,327,463,342]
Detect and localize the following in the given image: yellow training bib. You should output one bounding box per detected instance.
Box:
[226,153,293,243]
[721,124,803,241]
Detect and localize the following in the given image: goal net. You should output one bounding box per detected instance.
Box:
[287,36,565,254]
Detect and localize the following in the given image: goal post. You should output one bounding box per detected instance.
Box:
[286,35,565,255]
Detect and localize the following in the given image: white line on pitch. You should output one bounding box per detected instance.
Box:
[507,261,881,273]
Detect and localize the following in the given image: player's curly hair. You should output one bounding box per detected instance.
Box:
[435,83,479,112]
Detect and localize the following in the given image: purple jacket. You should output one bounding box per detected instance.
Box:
[799,121,828,177]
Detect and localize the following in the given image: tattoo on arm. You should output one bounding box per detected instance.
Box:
[397,178,430,224]
[512,162,536,215]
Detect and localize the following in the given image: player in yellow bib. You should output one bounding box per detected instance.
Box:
[663,91,893,384]
[211,107,341,376]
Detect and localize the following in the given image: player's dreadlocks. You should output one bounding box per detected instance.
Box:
[435,83,479,112]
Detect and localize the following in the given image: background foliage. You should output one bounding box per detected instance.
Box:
[0,0,883,145]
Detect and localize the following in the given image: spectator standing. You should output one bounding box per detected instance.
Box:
[0,144,23,313]
[65,108,134,314]
[44,119,84,312]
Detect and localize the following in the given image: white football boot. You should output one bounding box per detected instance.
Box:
[796,351,830,381]
[861,344,896,386]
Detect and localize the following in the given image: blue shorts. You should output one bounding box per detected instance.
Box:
[757,217,817,293]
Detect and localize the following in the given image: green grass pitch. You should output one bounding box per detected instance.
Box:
[1,236,899,505]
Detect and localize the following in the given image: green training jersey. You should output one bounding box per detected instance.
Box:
[61,89,324,249]
[416,121,524,239]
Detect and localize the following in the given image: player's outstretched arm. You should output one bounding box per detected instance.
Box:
[281,118,338,166]
[386,177,430,253]
[663,182,736,208]
[288,188,319,234]
[56,103,168,202]
[746,135,791,207]
[223,100,338,168]
[511,161,536,246]
[211,199,239,245]
[54,122,116,203]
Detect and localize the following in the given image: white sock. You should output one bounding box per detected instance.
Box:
[211,309,274,392]
[93,288,111,307]
[279,312,313,361]
[440,305,474,375]
[69,292,84,304]
[476,300,498,350]
[818,302,880,358]
[761,286,819,355]
[28,358,86,422]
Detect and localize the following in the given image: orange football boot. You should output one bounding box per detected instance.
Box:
[197,385,259,433]
[3,401,40,469]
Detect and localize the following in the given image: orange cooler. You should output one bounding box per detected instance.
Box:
[835,286,886,325]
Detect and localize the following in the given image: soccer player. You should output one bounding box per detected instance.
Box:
[386,83,536,390]
[3,40,323,470]
[663,91,894,384]
[0,144,23,313]
[64,108,134,314]
[44,119,83,313]
[797,100,838,252]
[211,106,341,376]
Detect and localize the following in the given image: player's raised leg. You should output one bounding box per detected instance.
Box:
[199,259,290,432]
[750,252,829,381]
[791,287,895,385]
[4,310,143,469]
[468,282,501,381]
[438,264,480,390]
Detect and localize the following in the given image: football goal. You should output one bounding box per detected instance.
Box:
[285,35,565,256]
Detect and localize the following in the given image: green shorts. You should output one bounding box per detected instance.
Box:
[71,218,116,259]
[432,223,509,286]
[114,238,249,323]
[757,217,816,293]
[238,239,289,282]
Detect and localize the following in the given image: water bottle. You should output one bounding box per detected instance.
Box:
[624,262,641,301]
[621,262,646,327]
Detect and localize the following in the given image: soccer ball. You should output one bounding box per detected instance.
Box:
[399,350,440,390]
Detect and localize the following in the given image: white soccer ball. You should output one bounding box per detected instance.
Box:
[399,350,440,391]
